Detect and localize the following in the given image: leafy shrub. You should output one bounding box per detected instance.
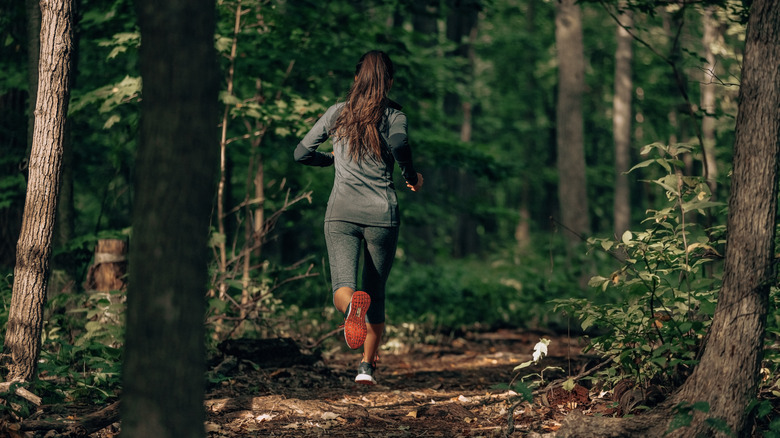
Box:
[386,245,585,330]
[552,143,726,390]
[38,288,125,403]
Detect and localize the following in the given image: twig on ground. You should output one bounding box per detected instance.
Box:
[0,381,42,406]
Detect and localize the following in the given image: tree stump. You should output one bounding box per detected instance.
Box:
[85,239,127,292]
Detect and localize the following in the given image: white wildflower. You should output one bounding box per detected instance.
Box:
[532,338,550,362]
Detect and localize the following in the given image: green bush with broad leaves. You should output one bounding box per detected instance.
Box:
[552,142,727,390]
[36,288,124,404]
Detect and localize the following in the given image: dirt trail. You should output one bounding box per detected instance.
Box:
[204,329,611,437]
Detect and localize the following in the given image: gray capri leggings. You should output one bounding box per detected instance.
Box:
[324,220,399,324]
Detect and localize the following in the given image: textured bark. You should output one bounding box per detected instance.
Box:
[121,0,219,436]
[4,0,74,382]
[557,1,780,436]
[613,9,633,239]
[555,0,589,248]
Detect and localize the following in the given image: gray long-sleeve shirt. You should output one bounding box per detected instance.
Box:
[294,101,418,227]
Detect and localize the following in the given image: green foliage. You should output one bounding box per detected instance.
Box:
[0,0,765,420]
[387,254,548,329]
[36,289,125,403]
[0,273,12,347]
[0,156,25,210]
[553,143,726,389]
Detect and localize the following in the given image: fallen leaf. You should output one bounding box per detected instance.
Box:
[542,422,562,431]
[204,422,221,433]
[256,413,276,422]
[406,410,418,418]
[321,412,339,420]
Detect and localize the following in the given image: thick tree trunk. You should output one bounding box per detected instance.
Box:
[555,0,589,249]
[613,9,632,239]
[3,0,74,382]
[121,0,218,436]
[671,1,780,435]
[123,0,218,434]
[558,1,780,436]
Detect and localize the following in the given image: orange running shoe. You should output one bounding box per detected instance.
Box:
[343,291,370,349]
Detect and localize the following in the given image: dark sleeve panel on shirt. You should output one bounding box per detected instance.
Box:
[388,132,418,186]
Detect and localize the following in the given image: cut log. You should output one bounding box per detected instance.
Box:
[84,239,128,292]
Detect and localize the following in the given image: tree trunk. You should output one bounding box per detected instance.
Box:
[121,0,218,436]
[700,6,720,194]
[214,0,243,300]
[672,1,780,434]
[408,0,440,262]
[26,0,41,156]
[557,0,780,436]
[613,8,632,239]
[446,0,481,258]
[555,0,589,249]
[3,0,74,382]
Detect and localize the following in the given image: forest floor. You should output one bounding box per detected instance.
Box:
[6,327,623,437]
[199,327,616,438]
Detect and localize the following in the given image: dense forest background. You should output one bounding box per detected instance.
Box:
[1,0,778,434]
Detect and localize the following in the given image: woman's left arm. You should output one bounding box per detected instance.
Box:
[294,107,337,167]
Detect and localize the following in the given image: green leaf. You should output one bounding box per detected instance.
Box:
[628,158,657,173]
[580,315,596,331]
[513,381,533,403]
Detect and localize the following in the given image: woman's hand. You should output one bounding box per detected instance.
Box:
[407,173,424,192]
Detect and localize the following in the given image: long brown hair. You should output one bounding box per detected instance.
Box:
[331,50,395,163]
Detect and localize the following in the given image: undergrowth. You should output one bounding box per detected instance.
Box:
[549,143,780,431]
